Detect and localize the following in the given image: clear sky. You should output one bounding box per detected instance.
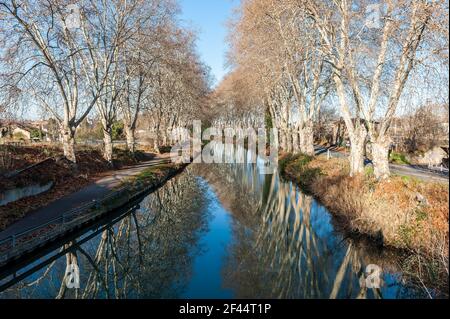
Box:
[179,0,239,86]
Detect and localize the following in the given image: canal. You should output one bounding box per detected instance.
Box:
[0,153,434,299]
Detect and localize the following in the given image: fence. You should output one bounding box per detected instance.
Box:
[0,167,174,267]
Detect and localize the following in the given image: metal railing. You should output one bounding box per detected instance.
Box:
[0,161,176,266]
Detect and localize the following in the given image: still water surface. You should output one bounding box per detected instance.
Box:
[0,158,432,299]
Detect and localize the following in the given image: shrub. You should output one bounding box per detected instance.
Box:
[390,152,410,165]
[112,121,125,140]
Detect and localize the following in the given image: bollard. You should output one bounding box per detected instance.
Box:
[327,150,331,160]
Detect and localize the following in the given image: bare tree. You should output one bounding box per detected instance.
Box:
[224,0,332,155]
[0,0,106,163]
[302,0,442,178]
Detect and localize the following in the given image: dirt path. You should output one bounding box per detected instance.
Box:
[0,155,173,242]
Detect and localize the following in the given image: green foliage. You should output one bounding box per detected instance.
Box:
[390,152,410,165]
[30,128,43,140]
[279,153,313,173]
[135,169,156,184]
[399,224,420,247]
[112,121,124,140]
[265,108,273,130]
[113,147,147,163]
[415,209,428,222]
[365,166,374,178]
[265,107,274,143]
[401,175,412,183]
[279,153,321,191]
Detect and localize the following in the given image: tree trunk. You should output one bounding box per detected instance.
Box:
[280,129,288,151]
[125,125,136,153]
[62,127,76,163]
[103,128,114,165]
[153,129,160,154]
[349,129,367,176]
[300,123,315,156]
[287,129,293,153]
[372,136,391,180]
[162,130,168,146]
[292,131,300,154]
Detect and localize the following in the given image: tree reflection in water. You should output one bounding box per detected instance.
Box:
[0,170,210,299]
[195,161,420,299]
[0,151,428,299]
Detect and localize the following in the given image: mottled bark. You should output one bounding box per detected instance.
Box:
[153,131,160,154]
[349,129,367,176]
[372,136,391,180]
[287,129,293,153]
[125,125,136,153]
[292,131,300,154]
[280,129,288,151]
[103,128,114,164]
[62,127,76,163]
[299,123,315,156]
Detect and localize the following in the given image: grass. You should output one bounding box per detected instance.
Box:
[390,151,411,165]
[279,153,449,294]
[119,163,180,191]
[279,153,322,191]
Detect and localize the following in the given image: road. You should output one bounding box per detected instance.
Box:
[315,146,449,182]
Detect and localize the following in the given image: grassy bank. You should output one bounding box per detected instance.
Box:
[279,153,449,292]
[0,162,186,266]
[0,161,184,233]
[0,144,158,231]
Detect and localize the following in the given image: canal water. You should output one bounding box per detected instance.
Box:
[0,152,435,299]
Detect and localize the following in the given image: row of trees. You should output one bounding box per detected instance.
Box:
[216,0,448,179]
[0,0,210,164]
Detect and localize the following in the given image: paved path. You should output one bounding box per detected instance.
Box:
[315,146,449,182]
[0,155,173,242]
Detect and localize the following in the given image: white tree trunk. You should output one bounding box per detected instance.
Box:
[153,129,160,154]
[280,129,288,151]
[292,131,300,154]
[103,129,114,164]
[125,125,136,153]
[349,130,367,176]
[62,127,76,163]
[162,130,168,146]
[287,129,293,153]
[300,123,315,156]
[372,136,391,180]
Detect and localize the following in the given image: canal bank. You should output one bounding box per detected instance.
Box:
[0,161,444,299]
[0,159,188,267]
[279,153,449,296]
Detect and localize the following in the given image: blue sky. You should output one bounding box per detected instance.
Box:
[179,0,239,85]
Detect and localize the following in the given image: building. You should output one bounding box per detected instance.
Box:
[0,120,51,142]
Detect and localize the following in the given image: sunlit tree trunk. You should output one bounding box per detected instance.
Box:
[349,129,367,176]
[125,125,136,153]
[62,126,76,163]
[102,120,114,165]
[299,123,315,156]
[372,136,391,180]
